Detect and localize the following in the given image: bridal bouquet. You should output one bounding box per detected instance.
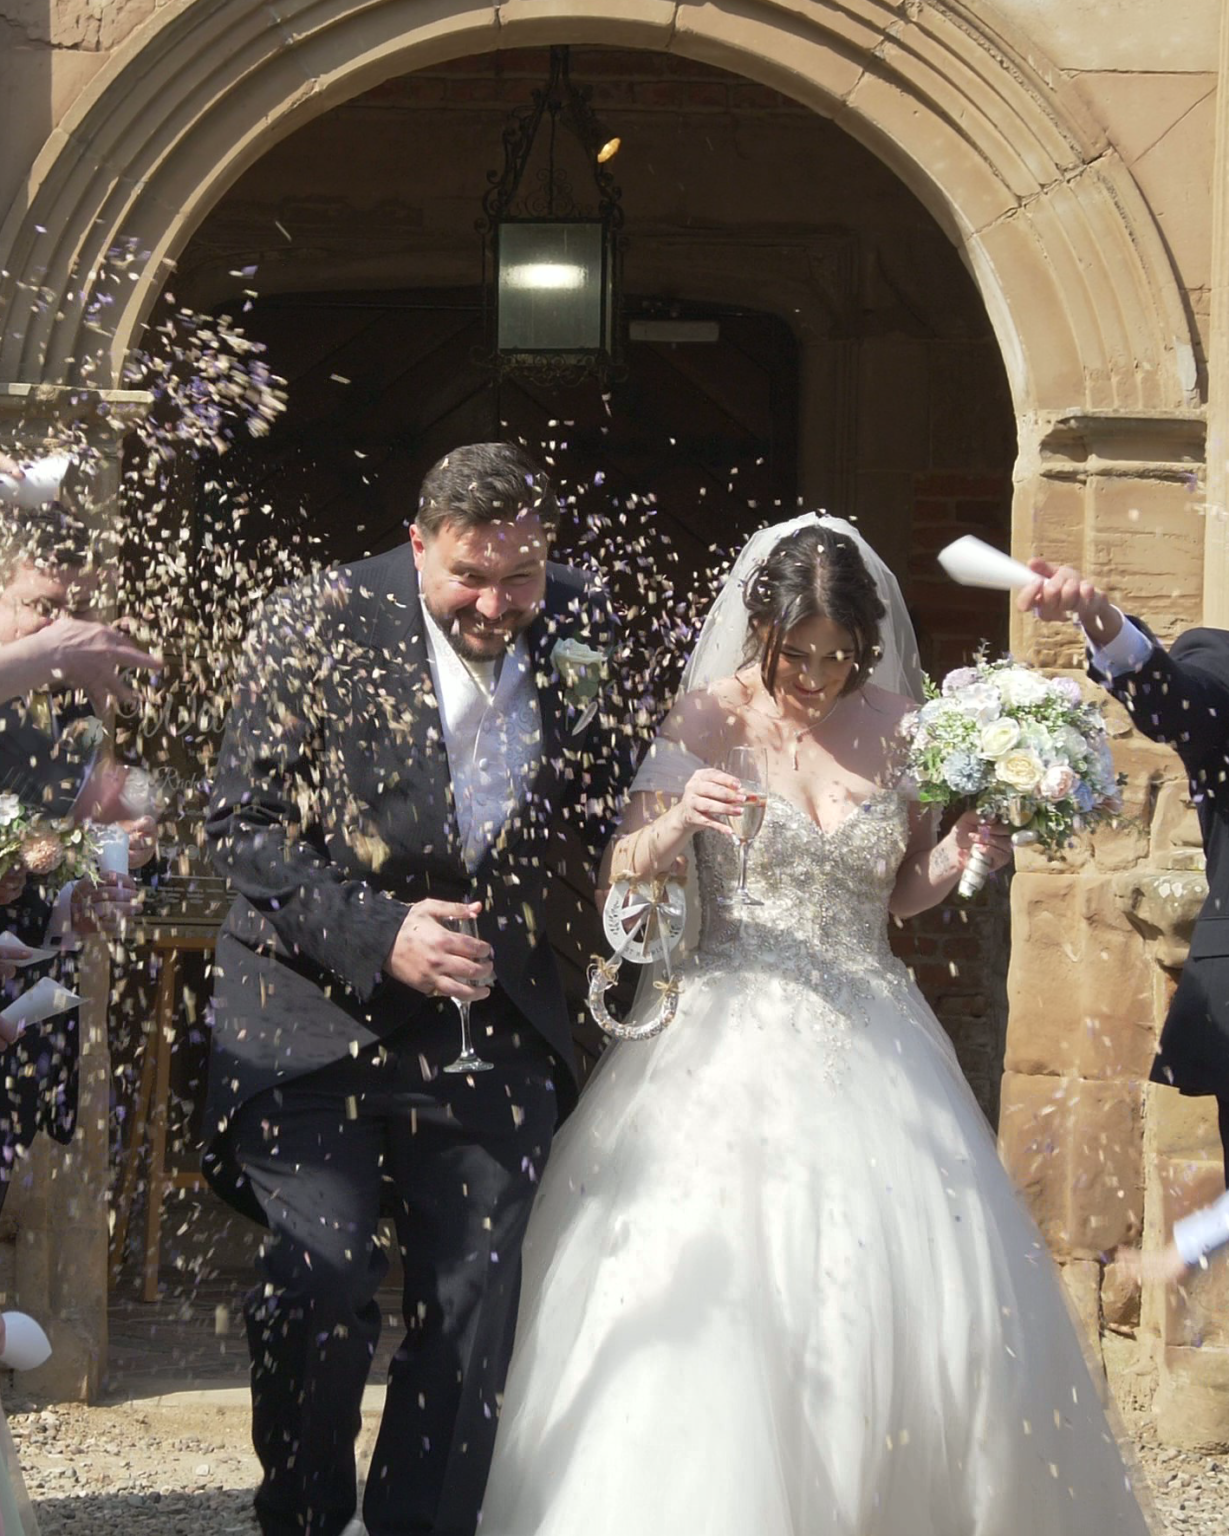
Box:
[0,794,100,884]
[904,657,1122,896]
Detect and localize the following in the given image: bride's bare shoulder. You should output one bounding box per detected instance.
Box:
[859,682,919,725]
[660,677,747,752]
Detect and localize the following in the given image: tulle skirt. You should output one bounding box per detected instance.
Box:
[479,965,1155,1536]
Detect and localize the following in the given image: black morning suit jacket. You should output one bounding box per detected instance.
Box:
[202,543,634,1223]
[1094,622,1229,1096]
[0,694,87,1179]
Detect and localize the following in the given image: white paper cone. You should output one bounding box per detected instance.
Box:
[0,930,55,967]
[938,535,1037,591]
[97,826,130,874]
[0,1312,51,1371]
[0,452,71,509]
[0,976,83,1033]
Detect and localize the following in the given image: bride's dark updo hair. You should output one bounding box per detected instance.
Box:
[744,523,885,697]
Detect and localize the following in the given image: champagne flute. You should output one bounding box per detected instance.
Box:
[442,913,495,1074]
[718,745,768,908]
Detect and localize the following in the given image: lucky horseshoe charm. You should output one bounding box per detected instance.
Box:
[587,876,687,1041]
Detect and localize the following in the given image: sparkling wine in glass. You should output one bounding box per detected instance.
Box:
[442,914,495,1074]
[719,745,768,908]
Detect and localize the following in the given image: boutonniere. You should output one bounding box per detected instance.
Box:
[551,636,610,735]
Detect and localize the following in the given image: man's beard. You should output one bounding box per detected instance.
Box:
[424,597,534,663]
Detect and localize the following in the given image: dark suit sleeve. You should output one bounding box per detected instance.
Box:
[205,583,409,1002]
[1095,621,1229,782]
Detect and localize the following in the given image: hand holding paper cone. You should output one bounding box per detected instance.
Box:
[937,536,1037,591]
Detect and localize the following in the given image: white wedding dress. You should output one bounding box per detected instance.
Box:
[479,787,1155,1535]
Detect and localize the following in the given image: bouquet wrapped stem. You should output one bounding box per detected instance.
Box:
[958,842,995,900]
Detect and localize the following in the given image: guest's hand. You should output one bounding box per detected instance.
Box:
[386,899,493,1001]
[950,813,1014,874]
[70,872,140,935]
[23,614,162,708]
[0,453,24,481]
[1114,1241,1191,1288]
[0,866,27,906]
[120,815,158,870]
[1017,560,1122,645]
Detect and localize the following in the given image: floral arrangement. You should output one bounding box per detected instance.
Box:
[0,794,100,884]
[904,656,1122,895]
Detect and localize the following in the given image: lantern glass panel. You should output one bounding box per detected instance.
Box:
[497,222,605,352]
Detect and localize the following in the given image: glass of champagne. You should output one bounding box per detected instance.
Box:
[443,913,495,1074]
[718,745,768,908]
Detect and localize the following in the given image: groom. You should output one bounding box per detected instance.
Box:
[202,442,634,1536]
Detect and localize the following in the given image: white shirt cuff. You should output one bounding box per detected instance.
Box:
[1173,1190,1229,1267]
[45,880,80,951]
[1084,609,1154,678]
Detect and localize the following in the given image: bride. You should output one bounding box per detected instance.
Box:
[478,516,1155,1535]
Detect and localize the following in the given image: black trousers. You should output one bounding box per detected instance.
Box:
[229,1002,558,1536]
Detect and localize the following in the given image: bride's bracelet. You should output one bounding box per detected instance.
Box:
[611,814,678,884]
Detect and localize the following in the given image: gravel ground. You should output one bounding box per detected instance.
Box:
[6,1399,1227,1534]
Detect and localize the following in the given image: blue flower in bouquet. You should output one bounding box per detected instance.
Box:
[942,750,986,794]
[1072,780,1096,812]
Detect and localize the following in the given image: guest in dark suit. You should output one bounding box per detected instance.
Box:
[1021,560,1229,1169]
[0,502,158,1207]
[203,442,637,1536]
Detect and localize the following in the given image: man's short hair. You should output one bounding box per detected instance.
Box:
[415,443,560,538]
[0,504,91,577]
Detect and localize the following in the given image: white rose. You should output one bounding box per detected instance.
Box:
[953,682,1002,725]
[979,718,1020,758]
[0,794,20,827]
[996,750,1044,793]
[997,667,1051,707]
[1039,764,1076,802]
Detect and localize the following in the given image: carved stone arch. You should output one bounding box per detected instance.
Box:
[0,0,1199,419]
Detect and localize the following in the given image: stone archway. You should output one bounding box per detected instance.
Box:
[0,0,1199,419]
[0,0,1214,1424]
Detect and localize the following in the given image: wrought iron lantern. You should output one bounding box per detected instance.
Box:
[478,46,625,385]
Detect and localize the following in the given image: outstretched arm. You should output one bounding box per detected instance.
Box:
[0,618,160,709]
[1019,558,1229,775]
[889,806,1013,918]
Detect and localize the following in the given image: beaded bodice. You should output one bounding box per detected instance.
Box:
[691,788,912,1016]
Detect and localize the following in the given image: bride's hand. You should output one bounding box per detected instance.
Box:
[949,812,1013,872]
[675,769,743,836]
